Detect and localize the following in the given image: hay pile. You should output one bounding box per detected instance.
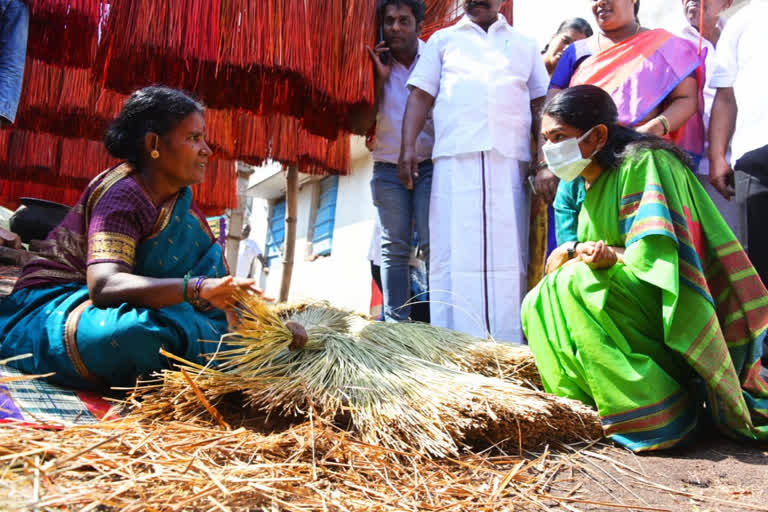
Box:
[129,298,600,457]
[0,417,602,511]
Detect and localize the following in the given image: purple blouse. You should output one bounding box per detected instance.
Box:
[15,164,158,290]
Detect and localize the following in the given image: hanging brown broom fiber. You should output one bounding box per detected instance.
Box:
[130,296,602,458]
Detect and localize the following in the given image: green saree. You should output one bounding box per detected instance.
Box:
[522,148,768,452]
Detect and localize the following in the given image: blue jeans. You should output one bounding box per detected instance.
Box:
[0,0,28,124]
[371,160,432,322]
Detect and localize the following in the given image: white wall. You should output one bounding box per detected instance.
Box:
[246,137,376,314]
[514,0,747,49]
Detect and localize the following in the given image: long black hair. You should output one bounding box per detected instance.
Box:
[543,85,692,171]
[543,17,593,53]
[104,86,204,165]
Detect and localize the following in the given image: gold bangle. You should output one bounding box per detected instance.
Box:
[657,115,670,136]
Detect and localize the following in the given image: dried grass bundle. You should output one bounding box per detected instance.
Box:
[131,298,601,458]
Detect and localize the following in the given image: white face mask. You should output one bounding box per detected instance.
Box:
[542,127,598,182]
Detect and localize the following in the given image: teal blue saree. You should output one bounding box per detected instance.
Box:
[0,168,229,390]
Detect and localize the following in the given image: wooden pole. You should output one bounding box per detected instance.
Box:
[279,166,299,302]
[226,163,254,275]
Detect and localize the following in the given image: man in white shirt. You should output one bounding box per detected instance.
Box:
[400,0,549,342]
[235,225,267,279]
[355,0,434,323]
[672,0,740,239]
[709,0,768,365]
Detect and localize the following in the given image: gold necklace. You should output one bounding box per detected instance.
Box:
[597,22,640,52]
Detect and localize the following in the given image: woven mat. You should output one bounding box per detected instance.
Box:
[0,365,115,428]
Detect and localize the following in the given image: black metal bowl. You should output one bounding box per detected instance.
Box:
[10,197,71,243]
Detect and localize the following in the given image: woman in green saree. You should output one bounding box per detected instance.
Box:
[0,87,260,390]
[523,85,768,452]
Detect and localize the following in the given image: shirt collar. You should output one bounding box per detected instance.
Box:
[679,15,726,45]
[456,12,510,33]
[392,39,425,69]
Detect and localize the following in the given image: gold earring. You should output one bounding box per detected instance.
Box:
[150,139,160,159]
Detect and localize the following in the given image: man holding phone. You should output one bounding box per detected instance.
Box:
[359,0,434,322]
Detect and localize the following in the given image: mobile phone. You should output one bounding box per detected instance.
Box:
[527,175,537,195]
[379,25,390,65]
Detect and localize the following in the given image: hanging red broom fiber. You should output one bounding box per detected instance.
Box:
[59,138,119,179]
[191,158,237,215]
[499,0,514,25]
[235,112,271,168]
[95,0,217,94]
[94,89,128,120]
[204,109,235,160]
[421,0,464,39]
[0,178,86,209]
[0,130,9,165]
[15,58,106,140]
[26,0,103,68]
[6,131,59,173]
[299,134,351,176]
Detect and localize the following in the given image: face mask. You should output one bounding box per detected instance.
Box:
[542,128,597,182]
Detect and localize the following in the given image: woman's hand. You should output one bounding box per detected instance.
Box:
[199,276,262,311]
[545,245,572,274]
[635,119,664,137]
[577,241,617,269]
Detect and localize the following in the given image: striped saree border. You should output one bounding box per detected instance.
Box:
[63,299,103,386]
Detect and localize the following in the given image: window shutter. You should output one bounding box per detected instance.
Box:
[266,200,286,265]
[312,176,339,256]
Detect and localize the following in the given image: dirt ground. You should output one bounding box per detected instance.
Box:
[543,435,768,512]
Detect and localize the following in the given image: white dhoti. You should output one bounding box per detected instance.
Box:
[429,149,529,343]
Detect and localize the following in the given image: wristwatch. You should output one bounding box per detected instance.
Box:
[567,241,580,259]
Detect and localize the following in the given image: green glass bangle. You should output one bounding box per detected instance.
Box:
[182,272,192,303]
[657,115,670,136]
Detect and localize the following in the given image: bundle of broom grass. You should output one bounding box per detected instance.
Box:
[130,295,601,457]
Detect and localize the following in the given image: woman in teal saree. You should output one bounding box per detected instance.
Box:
[0,87,257,390]
[523,86,768,452]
